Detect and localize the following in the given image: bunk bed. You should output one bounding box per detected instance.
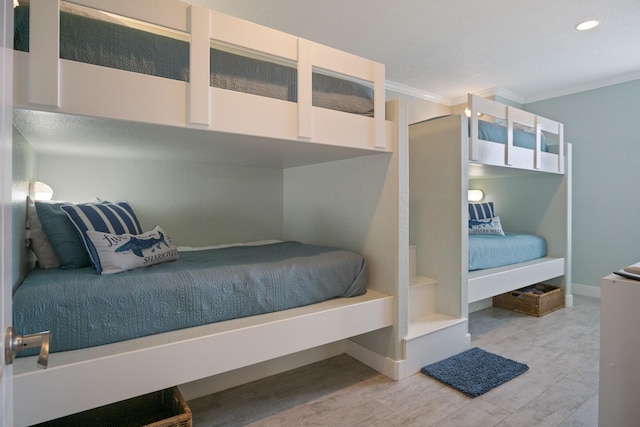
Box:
[465,94,570,304]
[409,94,571,324]
[10,1,402,425]
[12,0,388,153]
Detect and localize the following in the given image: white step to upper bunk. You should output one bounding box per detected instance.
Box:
[409,275,438,323]
[406,313,466,341]
[403,316,470,375]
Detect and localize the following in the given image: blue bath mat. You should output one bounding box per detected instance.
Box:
[421,347,529,397]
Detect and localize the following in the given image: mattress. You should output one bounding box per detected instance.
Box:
[13,241,367,355]
[14,4,374,116]
[477,120,549,152]
[469,232,547,271]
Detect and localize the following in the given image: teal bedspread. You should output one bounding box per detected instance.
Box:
[13,242,367,354]
[469,233,547,271]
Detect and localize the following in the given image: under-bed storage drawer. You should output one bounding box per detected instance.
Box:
[493,283,564,317]
[34,387,191,427]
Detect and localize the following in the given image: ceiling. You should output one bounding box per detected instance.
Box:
[191,0,640,104]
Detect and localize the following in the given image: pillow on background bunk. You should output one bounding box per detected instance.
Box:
[26,196,61,268]
[86,225,179,274]
[34,200,93,269]
[61,201,143,272]
[469,216,505,235]
[469,202,495,221]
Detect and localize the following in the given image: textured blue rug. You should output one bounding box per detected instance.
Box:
[421,347,529,397]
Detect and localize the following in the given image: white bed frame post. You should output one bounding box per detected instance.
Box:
[469,94,479,161]
[28,0,60,107]
[563,141,573,306]
[373,64,386,150]
[296,38,313,140]
[505,105,514,166]
[187,5,210,126]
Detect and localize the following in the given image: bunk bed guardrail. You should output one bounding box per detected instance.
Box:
[468,94,564,174]
[19,0,387,151]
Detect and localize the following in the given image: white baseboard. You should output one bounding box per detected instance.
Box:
[469,298,492,313]
[345,339,403,380]
[571,282,601,299]
[179,340,401,400]
[180,282,602,402]
[179,341,346,401]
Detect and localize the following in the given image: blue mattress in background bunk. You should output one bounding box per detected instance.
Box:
[469,233,547,271]
[14,4,190,81]
[13,5,374,116]
[477,120,549,151]
[13,241,367,355]
[210,48,374,116]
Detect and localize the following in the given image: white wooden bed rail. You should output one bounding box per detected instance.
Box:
[17,0,388,151]
[468,257,565,303]
[468,94,564,174]
[13,290,393,426]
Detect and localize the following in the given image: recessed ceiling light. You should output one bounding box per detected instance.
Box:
[576,20,600,31]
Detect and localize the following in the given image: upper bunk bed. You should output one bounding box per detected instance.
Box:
[12,0,390,158]
[10,1,406,425]
[467,94,565,174]
[409,94,572,324]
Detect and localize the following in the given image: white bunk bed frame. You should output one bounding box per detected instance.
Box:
[468,94,564,174]
[466,94,571,306]
[408,95,572,371]
[14,0,388,153]
[10,1,405,425]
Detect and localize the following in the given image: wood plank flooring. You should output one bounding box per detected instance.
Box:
[189,295,600,426]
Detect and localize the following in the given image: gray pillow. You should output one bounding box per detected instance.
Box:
[26,196,61,268]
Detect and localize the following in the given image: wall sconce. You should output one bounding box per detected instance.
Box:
[464,107,482,118]
[468,189,484,202]
[30,181,54,201]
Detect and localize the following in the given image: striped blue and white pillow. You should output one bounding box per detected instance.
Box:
[468,202,495,221]
[61,201,143,273]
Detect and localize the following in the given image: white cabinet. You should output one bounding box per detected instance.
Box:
[599,267,640,427]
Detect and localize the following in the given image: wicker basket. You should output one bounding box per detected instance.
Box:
[493,283,564,317]
[35,387,191,427]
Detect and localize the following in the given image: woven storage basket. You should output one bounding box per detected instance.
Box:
[493,283,564,317]
[35,387,191,427]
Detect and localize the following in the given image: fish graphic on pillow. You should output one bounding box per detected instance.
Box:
[115,231,169,257]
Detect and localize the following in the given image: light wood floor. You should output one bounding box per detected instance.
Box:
[189,295,600,426]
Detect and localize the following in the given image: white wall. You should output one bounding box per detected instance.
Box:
[525,80,640,288]
[37,155,285,247]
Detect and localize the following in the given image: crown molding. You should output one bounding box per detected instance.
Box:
[524,71,640,104]
[451,88,525,106]
[385,80,451,106]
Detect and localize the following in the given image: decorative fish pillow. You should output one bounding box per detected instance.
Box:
[468,216,505,235]
[86,226,179,274]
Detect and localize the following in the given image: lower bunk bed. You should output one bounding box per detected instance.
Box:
[468,255,565,303]
[12,240,393,426]
[466,202,567,304]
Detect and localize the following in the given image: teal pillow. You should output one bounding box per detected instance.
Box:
[34,201,91,268]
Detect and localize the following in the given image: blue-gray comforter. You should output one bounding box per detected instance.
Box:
[13,242,367,354]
